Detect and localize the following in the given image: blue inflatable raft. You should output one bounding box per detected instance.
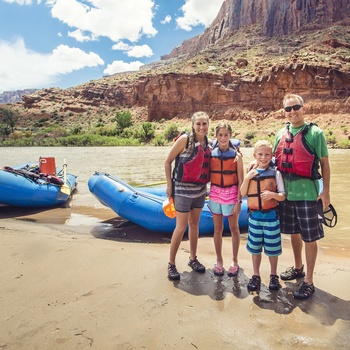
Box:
[88,172,248,235]
[0,160,78,207]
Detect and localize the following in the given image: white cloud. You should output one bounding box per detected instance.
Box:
[176,0,224,31]
[68,29,97,42]
[48,44,104,71]
[0,38,104,92]
[103,60,144,76]
[161,15,171,24]
[112,41,131,51]
[112,42,153,58]
[49,0,157,43]
[126,45,153,58]
[2,0,40,4]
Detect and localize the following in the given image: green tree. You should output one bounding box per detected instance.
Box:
[116,111,133,134]
[141,122,155,142]
[0,108,19,135]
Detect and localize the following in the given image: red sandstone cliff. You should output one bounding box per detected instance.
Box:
[4,0,350,128]
[163,0,350,59]
[21,63,350,122]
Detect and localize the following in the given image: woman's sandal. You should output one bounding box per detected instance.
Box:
[227,265,239,277]
[213,264,224,276]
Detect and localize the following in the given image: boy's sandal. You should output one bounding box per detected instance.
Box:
[213,264,224,276]
[227,265,239,277]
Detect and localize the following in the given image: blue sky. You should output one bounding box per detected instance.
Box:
[0,0,225,93]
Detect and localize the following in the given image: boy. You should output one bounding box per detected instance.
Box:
[241,140,285,291]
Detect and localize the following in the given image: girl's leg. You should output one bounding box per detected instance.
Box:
[212,213,224,266]
[228,213,240,267]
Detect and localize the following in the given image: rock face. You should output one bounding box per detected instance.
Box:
[21,65,349,121]
[13,0,350,124]
[163,0,350,59]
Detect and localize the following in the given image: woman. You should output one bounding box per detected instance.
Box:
[165,111,211,280]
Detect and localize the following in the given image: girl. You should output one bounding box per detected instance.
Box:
[209,122,244,276]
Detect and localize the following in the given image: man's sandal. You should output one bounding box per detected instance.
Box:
[293,281,315,300]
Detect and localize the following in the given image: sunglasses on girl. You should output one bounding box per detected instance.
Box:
[284,104,303,112]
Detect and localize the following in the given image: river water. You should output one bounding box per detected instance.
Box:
[0,146,349,255]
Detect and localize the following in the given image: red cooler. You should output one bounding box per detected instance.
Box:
[39,157,56,175]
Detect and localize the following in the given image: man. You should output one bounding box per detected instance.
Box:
[274,93,331,299]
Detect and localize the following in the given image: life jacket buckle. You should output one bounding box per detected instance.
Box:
[281,162,293,168]
[283,148,293,154]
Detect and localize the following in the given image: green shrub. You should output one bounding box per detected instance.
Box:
[336,138,350,149]
[245,130,256,140]
[326,134,336,145]
[53,127,68,137]
[116,111,133,133]
[121,127,134,138]
[164,123,179,141]
[141,122,155,142]
[70,126,82,135]
[152,134,166,146]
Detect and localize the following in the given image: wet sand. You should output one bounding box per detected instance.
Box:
[0,205,349,350]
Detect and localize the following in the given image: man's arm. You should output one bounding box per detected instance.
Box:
[319,156,330,209]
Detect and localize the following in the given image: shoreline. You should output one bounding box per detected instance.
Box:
[0,211,349,349]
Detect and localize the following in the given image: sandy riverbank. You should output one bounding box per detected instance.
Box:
[0,212,349,350]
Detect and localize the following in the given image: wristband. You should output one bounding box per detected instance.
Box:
[237,200,242,204]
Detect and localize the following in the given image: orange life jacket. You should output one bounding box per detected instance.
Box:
[210,143,238,187]
[247,167,278,211]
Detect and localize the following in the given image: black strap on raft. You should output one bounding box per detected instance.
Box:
[2,166,63,186]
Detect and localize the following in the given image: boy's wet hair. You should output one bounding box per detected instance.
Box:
[254,140,273,153]
[215,122,232,136]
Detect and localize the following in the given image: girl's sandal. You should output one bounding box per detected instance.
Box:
[227,265,239,277]
[213,264,224,276]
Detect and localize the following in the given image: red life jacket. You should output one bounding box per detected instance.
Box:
[275,123,321,180]
[247,167,278,211]
[173,133,210,184]
[210,142,238,188]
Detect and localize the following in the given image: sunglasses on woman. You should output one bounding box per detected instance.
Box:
[284,104,303,112]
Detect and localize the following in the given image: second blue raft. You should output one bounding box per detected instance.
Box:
[88,172,248,235]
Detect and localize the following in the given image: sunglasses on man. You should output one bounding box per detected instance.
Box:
[284,104,303,112]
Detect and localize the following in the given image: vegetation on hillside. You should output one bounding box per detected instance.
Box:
[0,23,349,148]
[0,107,349,148]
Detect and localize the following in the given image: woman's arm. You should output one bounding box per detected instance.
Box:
[164,134,188,198]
